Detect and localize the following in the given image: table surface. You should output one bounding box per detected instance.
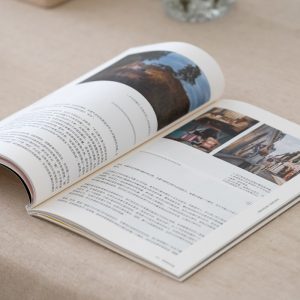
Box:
[0,0,299,299]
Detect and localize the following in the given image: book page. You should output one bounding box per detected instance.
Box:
[32,99,300,277]
[0,42,224,204]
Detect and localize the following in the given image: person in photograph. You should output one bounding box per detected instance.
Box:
[165,107,258,153]
[214,124,300,184]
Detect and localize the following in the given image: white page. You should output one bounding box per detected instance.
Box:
[32,100,300,277]
[0,42,224,204]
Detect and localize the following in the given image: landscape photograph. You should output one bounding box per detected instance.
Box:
[165,107,258,153]
[81,51,211,129]
[214,124,300,185]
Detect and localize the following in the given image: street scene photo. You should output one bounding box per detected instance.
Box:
[81,51,211,129]
[165,107,258,153]
[214,124,300,185]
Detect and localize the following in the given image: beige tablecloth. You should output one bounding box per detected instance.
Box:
[0,0,299,299]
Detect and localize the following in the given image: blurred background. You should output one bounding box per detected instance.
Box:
[0,0,299,125]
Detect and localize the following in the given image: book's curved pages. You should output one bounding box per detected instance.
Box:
[0,42,224,204]
[1,43,299,281]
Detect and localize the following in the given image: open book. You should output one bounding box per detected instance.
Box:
[1,42,299,281]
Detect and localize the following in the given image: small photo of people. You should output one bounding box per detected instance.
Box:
[165,107,258,153]
[214,124,300,185]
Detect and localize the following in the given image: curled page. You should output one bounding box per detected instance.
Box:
[0,42,224,204]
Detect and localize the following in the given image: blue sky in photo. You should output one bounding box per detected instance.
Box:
[271,134,300,156]
[143,52,211,111]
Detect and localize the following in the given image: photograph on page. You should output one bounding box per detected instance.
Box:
[165,107,258,153]
[214,124,300,185]
[82,50,211,129]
